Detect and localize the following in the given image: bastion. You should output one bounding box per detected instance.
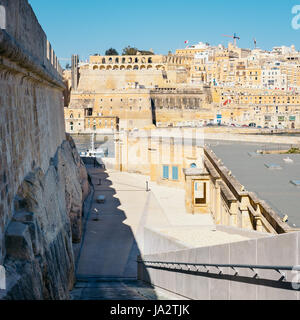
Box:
[0,0,90,299]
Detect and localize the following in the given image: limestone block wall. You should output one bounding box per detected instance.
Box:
[0,0,89,299]
[77,69,169,91]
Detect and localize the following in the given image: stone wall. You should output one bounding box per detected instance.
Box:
[138,231,300,300]
[0,0,89,299]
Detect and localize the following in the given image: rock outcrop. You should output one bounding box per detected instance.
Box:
[0,1,92,299]
[0,137,90,300]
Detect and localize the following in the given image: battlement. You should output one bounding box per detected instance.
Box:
[0,0,63,82]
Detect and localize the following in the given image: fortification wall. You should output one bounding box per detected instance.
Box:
[77,69,168,91]
[0,0,89,299]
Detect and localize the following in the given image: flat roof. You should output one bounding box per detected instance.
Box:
[206,139,300,228]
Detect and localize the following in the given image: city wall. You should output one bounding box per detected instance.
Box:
[0,0,89,299]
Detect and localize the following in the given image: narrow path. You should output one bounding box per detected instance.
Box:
[71,165,204,300]
[72,166,173,299]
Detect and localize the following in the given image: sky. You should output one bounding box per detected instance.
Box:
[28,0,300,66]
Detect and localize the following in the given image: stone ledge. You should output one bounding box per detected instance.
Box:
[0,29,64,89]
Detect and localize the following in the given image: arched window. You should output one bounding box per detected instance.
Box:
[70,114,74,118]
[190,163,197,168]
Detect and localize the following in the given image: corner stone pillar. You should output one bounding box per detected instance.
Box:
[240,195,253,229]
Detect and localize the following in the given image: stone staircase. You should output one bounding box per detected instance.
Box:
[70,278,186,300]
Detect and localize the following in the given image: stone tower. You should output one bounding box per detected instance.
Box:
[71,54,79,91]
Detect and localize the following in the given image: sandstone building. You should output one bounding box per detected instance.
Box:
[64,40,300,132]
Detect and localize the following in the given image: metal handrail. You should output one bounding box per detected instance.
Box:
[137,260,300,278]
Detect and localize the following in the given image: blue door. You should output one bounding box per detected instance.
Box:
[163,165,169,179]
[172,166,179,180]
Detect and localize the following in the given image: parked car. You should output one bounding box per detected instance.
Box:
[249,123,257,128]
[257,126,262,129]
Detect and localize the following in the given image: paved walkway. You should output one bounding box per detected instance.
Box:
[72,165,213,300]
[70,279,187,300]
[75,167,214,279]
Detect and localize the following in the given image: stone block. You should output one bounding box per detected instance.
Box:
[5,222,34,261]
[257,233,298,300]
[209,244,230,300]
[229,239,258,300]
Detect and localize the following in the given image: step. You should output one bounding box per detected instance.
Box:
[70,278,189,300]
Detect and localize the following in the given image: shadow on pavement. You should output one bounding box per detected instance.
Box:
[71,157,157,300]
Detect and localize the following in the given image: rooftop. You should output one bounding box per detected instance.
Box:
[207,139,300,228]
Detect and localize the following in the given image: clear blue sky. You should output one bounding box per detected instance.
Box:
[29,0,299,66]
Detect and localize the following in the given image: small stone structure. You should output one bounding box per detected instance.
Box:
[183,147,297,234]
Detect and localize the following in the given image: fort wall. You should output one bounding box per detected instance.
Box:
[0,0,89,299]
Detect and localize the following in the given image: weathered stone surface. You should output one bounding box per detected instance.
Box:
[0,138,89,300]
[5,222,34,261]
[0,0,91,300]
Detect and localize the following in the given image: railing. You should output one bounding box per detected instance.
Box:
[138,260,300,281]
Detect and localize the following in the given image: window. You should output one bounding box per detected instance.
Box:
[163,166,169,179]
[70,122,74,131]
[194,181,207,205]
[172,166,179,180]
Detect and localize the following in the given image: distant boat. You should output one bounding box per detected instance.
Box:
[80,148,107,158]
[80,133,108,158]
[283,157,294,164]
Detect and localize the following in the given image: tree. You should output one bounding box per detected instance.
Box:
[105,48,119,56]
[122,46,138,56]
[65,63,71,70]
[139,50,154,55]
